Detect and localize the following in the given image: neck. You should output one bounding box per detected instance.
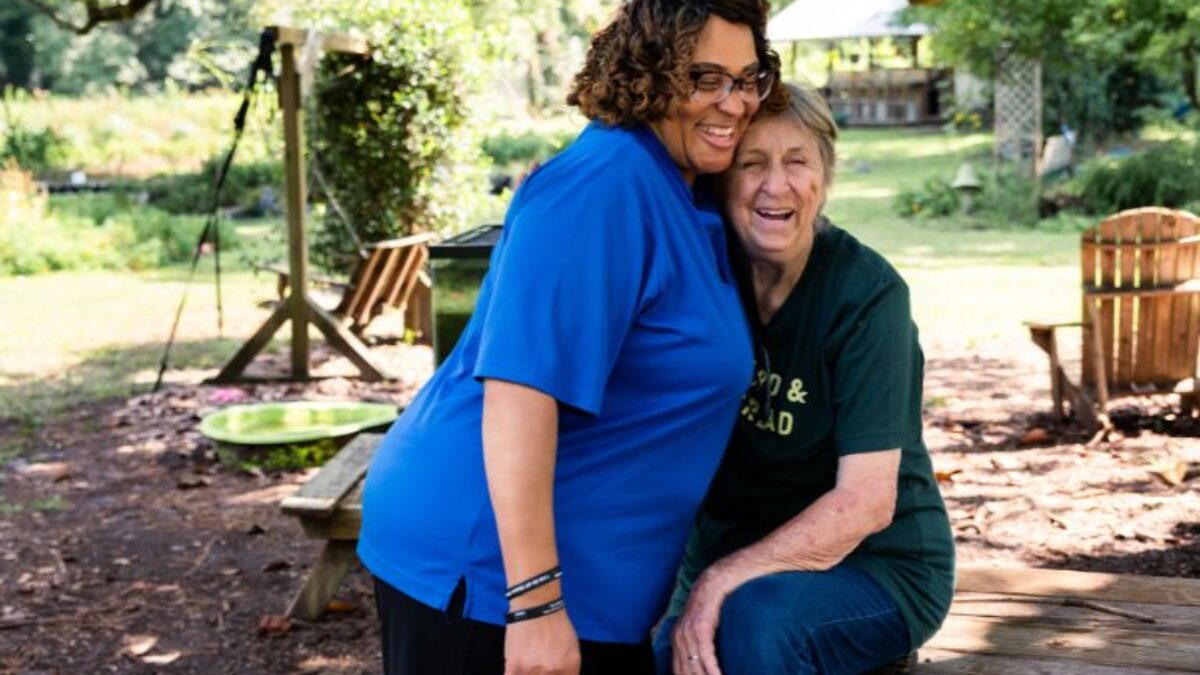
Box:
[749,232,815,324]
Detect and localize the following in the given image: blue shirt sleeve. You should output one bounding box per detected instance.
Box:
[473,169,653,415]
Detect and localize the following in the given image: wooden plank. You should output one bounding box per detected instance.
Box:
[1154,210,1183,380]
[306,297,389,381]
[1096,218,1118,390]
[950,593,1200,634]
[338,249,384,326]
[298,503,363,542]
[1177,215,1200,384]
[353,248,403,327]
[284,540,359,620]
[926,614,1200,672]
[281,433,383,518]
[280,44,310,379]
[212,305,290,382]
[1080,233,1097,388]
[956,567,1200,607]
[915,648,1192,675]
[1116,214,1140,384]
[271,26,370,55]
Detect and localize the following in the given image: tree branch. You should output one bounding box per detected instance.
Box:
[19,0,157,35]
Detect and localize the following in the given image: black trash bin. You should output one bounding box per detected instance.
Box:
[429,224,503,365]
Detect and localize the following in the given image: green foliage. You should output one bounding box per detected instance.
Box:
[1,92,68,172]
[215,437,342,471]
[142,158,283,215]
[893,177,960,218]
[481,129,574,167]
[893,167,1040,227]
[1077,140,1200,213]
[974,169,1040,228]
[1,190,239,276]
[17,0,259,95]
[911,0,1200,142]
[262,0,491,270]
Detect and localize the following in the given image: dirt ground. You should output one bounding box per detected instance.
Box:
[2,336,1199,674]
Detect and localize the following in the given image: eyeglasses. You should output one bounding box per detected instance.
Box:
[690,69,775,105]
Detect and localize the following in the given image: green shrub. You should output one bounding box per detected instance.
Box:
[893,177,959,218]
[143,158,283,215]
[481,129,574,168]
[1077,141,1200,214]
[0,118,67,173]
[267,0,490,271]
[974,169,1040,228]
[1,192,239,275]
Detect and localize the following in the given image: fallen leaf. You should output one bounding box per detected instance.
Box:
[262,559,290,573]
[142,651,181,665]
[1020,427,1051,446]
[1150,459,1189,487]
[246,523,267,536]
[257,614,292,636]
[325,600,357,613]
[18,462,72,482]
[934,468,962,484]
[175,475,213,490]
[123,634,158,656]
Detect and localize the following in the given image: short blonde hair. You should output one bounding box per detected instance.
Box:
[762,81,838,185]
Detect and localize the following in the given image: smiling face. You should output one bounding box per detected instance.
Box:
[723,114,828,268]
[649,15,761,185]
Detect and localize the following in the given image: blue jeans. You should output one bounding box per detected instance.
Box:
[653,565,910,675]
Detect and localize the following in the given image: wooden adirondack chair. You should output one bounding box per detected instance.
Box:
[267,232,435,341]
[1028,208,1200,431]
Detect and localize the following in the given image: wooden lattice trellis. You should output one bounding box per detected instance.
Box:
[993,52,1042,175]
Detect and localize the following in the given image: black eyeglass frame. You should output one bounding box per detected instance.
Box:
[688,68,776,105]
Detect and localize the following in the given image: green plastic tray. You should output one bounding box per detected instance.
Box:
[198,400,399,445]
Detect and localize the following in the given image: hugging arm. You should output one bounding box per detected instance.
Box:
[671,449,901,675]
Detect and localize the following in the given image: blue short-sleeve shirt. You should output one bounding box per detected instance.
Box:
[357,122,753,643]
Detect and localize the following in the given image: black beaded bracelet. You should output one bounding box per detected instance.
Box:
[505,597,566,624]
[505,565,563,600]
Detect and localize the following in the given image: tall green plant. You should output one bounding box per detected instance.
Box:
[261,0,489,270]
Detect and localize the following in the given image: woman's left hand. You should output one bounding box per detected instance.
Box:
[672,555,758,675]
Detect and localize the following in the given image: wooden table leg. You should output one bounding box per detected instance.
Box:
[285,539,359,620]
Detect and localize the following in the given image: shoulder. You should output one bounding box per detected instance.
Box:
[521,122,662,200]
[818,218,908,301]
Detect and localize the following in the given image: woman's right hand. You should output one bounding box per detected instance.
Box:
[504,610,581,675]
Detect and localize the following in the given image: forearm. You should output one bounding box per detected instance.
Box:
[712,450,901,583]
[482,379,562,606]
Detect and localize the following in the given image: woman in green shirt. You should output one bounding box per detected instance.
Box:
[656,82,955,675]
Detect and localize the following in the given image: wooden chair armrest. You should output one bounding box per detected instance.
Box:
[281,432,385,518]
[1024,321,1084,331]
[367,232,439,250]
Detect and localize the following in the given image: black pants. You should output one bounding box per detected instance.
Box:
[373,576,655,675]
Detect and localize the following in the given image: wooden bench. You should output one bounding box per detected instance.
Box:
[281,437,1200,674]
[280,432,381,620]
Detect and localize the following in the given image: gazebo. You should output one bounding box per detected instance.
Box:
[768,0,945,126]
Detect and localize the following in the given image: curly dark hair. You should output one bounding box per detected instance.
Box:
[566,0,781,127]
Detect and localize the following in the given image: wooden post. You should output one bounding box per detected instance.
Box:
[280,43,310,379]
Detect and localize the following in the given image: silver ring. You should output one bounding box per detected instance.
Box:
[688,654,700,662]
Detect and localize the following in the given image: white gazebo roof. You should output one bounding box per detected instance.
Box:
[768,0,930,43]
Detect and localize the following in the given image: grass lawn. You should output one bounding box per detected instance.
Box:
[826,128,1081,348]
[1,126,1086,456]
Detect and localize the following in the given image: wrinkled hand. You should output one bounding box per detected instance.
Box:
[672,560,750,675]
[504,610,581,675]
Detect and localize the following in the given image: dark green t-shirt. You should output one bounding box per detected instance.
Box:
[670,220,955,648]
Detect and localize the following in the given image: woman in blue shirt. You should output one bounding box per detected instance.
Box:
[357,2,781,673]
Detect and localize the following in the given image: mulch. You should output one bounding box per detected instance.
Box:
[2,337,1199,674]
